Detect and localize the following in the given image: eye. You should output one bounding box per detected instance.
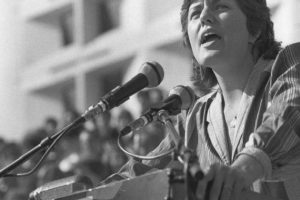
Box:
[215,4,229,11]
[190,10,201,20]
[188,4,203,20]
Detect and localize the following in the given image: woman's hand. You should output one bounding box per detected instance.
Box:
[195,163,248,200]
[195,153,265,200]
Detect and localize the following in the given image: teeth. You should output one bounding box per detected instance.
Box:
[201,33,220,44]
[205,33,214,37]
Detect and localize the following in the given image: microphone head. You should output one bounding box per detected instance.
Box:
[169,85,195,110]
[139,61,164,87]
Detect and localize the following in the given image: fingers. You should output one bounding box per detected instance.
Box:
[194,163,246,200]
[209,164,226,200]
[219,169,235,200]
[232,174,246,200]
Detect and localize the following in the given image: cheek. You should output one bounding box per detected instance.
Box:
[188,17,201,42]
[223,16,250,49]
[187,26,197,51]
[187,24,201,59]
[230,13,249,40]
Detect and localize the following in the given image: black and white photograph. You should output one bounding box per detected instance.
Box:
[0,0,299,199]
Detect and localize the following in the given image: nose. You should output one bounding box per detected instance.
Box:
[200,6,214,26]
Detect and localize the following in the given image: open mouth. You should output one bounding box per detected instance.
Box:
[201,33,221,45]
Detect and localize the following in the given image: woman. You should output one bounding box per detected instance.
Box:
[105,0,300,199]
[178,0,300,199]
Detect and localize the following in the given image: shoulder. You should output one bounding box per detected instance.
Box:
[280,42,300,55]
[265,42,300,81]
[275,42,300,66]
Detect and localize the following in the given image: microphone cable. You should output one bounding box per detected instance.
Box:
[117,127,175,161]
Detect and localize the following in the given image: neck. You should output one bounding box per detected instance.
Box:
[215,74,245,107]
[214,54,256,109]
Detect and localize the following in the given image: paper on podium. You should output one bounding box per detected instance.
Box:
[54,169,286,200]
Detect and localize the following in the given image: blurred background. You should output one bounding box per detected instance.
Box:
[0,0,299,199]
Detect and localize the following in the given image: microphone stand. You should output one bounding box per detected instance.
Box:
[157,110,202,200]
[0,116,85,178]
[0,98,107,178]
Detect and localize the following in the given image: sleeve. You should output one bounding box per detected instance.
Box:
[240,44,300,178]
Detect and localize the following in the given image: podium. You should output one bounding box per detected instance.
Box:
[30,169,285,200]
[31,169,185,200]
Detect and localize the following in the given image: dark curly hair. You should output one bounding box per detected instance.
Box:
[180,0,281,93]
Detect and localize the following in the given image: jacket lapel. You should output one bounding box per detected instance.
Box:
[207,92,231,165]
[231,59,274,160]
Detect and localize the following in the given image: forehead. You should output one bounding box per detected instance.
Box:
[190,0,233,4]
[188,0,238,11]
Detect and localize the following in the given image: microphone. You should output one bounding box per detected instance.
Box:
[120,85,195,135]
[83,61,164,120]
[0,62,163,179]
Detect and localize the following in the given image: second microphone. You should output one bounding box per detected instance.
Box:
[120,85,195,136]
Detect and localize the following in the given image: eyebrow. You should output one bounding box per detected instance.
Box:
[191,0,222,6]
[212,0,222,3]
[189,3,203,11]
[210,0,227,6]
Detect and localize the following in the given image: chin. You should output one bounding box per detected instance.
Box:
[198,51,223,67]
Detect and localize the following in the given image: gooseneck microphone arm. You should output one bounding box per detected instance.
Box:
[0,61,164,179]
[157,110,202,200]
[157,110,181,148]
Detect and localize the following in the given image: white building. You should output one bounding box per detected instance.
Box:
[0,0,299,141]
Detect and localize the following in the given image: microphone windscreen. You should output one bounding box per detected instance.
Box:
[140,61,164,87]
[169,85,195,110]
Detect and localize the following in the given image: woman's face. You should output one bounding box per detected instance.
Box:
[187,0,255,72]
